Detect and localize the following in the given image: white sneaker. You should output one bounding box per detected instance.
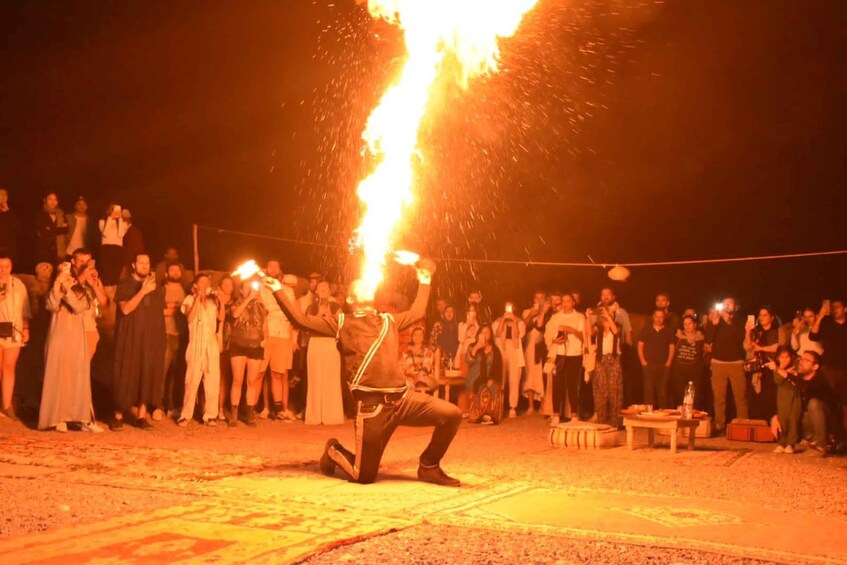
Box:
[55,422,68,433]
[82,422,105,433]
[258,408,270,419]
[151,409,164,421]
[508,409,517,418]
[784,445,794,454]
[773,445,785,454]
[549,416,560,428]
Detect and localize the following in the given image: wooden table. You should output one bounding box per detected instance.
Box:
[437,369,465,403]
[623,415,701,453]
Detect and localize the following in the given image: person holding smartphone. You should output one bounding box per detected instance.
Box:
[227,279,266,427]
[809,298,847,406]
[704,297,749,434]
[744,306,780,422]
[544,293,585,426]
[493,302,526,418]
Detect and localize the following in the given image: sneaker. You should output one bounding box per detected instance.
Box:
[109,419,124,432]
[257,408,269,419]
[417,464,461,487]
[55,422,68,433]
[167,409,180,420]
[773,445,785,454]
[137,418,153,431]
[784,445,794,454]
[810,445,827,457]
[320,438,340,476]
[549,416,560,427]
[82,422,105,433]
[204,419,217,427]
[177,418,189,428]
[508,409,517,418]
[151,409,165,422]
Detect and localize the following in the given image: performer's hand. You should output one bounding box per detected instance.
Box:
[264,277,282,292]
[416,258,436,284]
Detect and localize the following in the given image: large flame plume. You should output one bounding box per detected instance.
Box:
[351,0,540,302]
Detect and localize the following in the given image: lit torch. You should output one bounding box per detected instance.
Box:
[232,260,265,280]
[351,0,540,303]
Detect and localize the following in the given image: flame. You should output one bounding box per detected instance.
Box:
[232,260,263,280]
[393,250,420,266]
[351,0,539,302]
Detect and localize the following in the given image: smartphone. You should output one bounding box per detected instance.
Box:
[251,280,260,291]
[60,262,71,275]
[505,303,513,314]
[714,303,724,312]
[747,314,755,326]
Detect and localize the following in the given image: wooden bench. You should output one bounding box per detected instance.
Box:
[623,415,700,454]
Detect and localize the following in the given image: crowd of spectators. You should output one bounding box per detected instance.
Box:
[0,188,845,457]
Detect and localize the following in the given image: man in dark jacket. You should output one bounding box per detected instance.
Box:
[704,297,748,434]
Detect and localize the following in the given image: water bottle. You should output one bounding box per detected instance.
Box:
[683,381,695,419]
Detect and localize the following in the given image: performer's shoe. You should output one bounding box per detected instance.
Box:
[320,438,340,476]
[417,464,461,487]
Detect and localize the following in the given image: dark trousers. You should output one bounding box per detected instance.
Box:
[642,364,669,409]
[328,391,462,484]
[553,355,582,418]
[801,398,844,447]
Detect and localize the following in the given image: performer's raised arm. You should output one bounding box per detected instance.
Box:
[264,278,337,338]
[395,259,435,332]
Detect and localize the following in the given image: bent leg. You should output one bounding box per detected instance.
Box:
[396,392,462,467]
[329,401,399,484]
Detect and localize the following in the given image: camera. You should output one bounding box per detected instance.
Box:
[743,358,765,373]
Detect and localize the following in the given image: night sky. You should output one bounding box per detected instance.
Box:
[2,0,845,318]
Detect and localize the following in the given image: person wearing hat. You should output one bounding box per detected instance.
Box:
[257,262,298,420]
[66,196,97,258]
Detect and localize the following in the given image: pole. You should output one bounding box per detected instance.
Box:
[193,223,199,274]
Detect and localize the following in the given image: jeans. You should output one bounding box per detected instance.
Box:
[553,355,582,419]
[328,391,462,484]
[642,364,669,409]
[802,398,845,447]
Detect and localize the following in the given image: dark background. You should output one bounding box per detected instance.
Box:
[2,0,845,319]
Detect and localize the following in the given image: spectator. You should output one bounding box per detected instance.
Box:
[65,196,95,257]
[111,254,165,431]
[258,262,297,420]
[493,302,526,418]
[767,346,800,454]
[744,306,779,421]
[795,351,845,456]
[304,281,344,425]
[402,327,436,392]
[587,287,633,346]
[655,292,680,332]
[540,293,563,416]
[456,303,481,372]
[0,188,21,263]
[790,308,823,356]
[228,279,266,427]
[39,252,103,432]
[177,273,225,427]
[154,247,183,284]
[71,249,108,362]
[160,262,187,420]
[545,293,585,425]
[121,209,145,276]
[431,305,459,368]
[809,299,847,406]
[466,290,490,325]
[638,308,676,409]
[217,275,235,421]
[521,292,550,415]
[465,326,503,422]
[589,307,623,427]
[97,204,129,287]
[671,314,705,408]
[705,297,749,434]
[34,192,68,264]
[0,256,31,420]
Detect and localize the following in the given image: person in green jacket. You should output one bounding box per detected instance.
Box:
[767,345,801,454]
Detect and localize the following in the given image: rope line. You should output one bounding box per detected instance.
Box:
[195,224,847,268]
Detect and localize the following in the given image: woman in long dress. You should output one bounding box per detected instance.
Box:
[304,281,344,425]
[39,268,100,431]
